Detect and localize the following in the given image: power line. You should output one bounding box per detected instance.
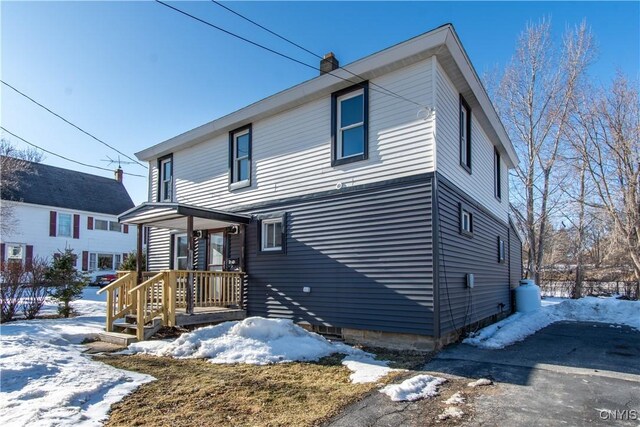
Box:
[211,0,320,60]
[0,127,146,178]
[1,80,147,169]
[157,0,427,109]
[209,0,426,109]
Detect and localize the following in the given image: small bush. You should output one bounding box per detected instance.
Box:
[46,249,87,318]
[120,251,145,271]
[1,261,26,322]
[21,256,50,319]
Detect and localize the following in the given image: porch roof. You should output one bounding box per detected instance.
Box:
[118,202,252,230]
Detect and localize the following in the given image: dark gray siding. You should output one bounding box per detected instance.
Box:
[508,220,523,288]
[240,176,435,336]
[436,174,511,335]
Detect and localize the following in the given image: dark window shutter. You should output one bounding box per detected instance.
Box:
[25,245,33,271]
[87,216,94,230]
[123,224,129,234]
[73,214,80,239]
[123,252,128,261]
[1,243,5,270]
[82,251,89,271]
[49,211,57,237]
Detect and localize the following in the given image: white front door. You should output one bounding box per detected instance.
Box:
[208,232,224,271]
[174,233,188,270]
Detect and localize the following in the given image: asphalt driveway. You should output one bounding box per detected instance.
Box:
[326,321,640,426]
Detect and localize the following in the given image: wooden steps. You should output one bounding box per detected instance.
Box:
[97,331,138,346]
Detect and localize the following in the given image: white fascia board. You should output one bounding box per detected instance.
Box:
[135,26,450,162]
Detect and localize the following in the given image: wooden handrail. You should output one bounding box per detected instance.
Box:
[128,272,164,295]
[97,271,135,294]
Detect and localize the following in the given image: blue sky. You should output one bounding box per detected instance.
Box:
[2,1,638,204]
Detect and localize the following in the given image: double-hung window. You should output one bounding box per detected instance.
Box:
[262,219,283,251]
[58,213,72,237]
[230,125,252,189]
[259,214,286,254]
[494,148,502,200]
[159,155,173,202]
[332,83,369,166]
[460,96,472,173]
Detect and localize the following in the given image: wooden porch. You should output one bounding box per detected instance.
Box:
[97,269,246,343]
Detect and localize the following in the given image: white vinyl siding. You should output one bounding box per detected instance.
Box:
[164,58,435,211]
[434,60,508,220]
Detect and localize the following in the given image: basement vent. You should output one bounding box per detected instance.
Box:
[312,325,343,339]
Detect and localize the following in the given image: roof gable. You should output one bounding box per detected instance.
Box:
[1,158,135,216]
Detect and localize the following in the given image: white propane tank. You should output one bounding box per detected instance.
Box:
[515,279,541,313]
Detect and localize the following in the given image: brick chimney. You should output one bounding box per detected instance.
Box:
[114,167,123,183]
[320,52,339,75]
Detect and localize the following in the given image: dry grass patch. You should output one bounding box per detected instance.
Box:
[102,354,379,427]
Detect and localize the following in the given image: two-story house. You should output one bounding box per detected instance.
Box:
[1,160,137,273]
[113,24,522,348]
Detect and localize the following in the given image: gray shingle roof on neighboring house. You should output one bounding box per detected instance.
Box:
[1,158,135,216]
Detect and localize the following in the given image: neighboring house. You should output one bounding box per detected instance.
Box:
[116,24,523,348]
[1,160,136,273]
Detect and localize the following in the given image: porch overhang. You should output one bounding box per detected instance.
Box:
[118,202,252,230]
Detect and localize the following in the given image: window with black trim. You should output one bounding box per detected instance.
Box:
[459,95,472,173]
[158,154,173,202]
[332,83,369,166]
[257,214,286,254]
[459,203,473,237]
[494,147,502,200]
[498,236,506,263]
[229,125,252,189]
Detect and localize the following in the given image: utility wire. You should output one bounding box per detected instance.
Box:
[1,80,147,169]
[157,0,427,109]
[0,127,146,178]
[209,0,426,109]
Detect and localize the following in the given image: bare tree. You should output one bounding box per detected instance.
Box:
[0,139,44,236]
[573,74,640,297]
[493,19,595,284]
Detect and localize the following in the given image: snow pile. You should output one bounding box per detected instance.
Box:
[464,297,640,349]
[467,378,492,387]
[444,391,466,405]
[342,354,397,384]
[126,317,397,382]
[379,374,447,402]
[0,288,153,426]
[439,406,464,420]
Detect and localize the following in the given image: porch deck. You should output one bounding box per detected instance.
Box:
[97,270,246,341]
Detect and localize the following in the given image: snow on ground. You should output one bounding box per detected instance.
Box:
[464,296,640,349]
[126,316,397,383]
[380,374,447,402]
[444,391,465,405]
[1,287,153,427]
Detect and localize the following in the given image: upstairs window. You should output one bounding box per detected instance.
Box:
[332,83,369,166]
[58,213,72,237]
[95,219,109,231]
[459,203,473,238]
[460,96,472,173]
[109,221,122,232]
[229,125,252,189]
[159,155,173,202]
[494,148,502,200]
